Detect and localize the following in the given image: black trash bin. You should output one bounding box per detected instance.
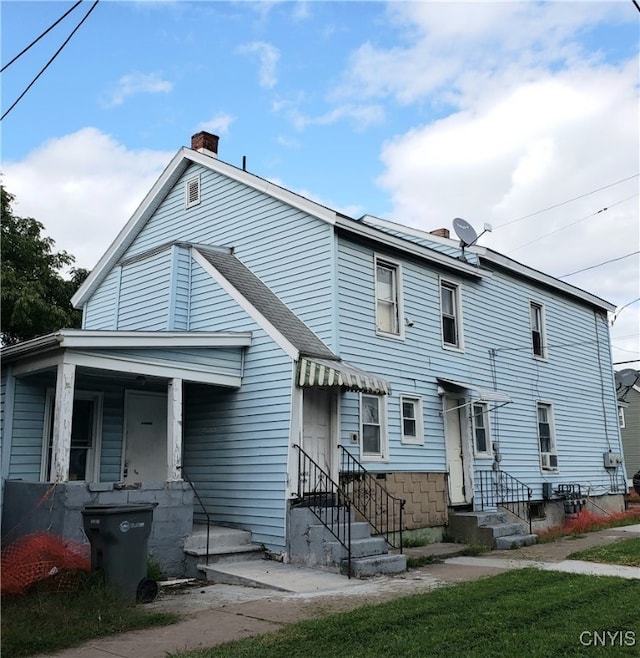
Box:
[82,503,158,603]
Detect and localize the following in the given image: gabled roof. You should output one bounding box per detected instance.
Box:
[194,247,338,361]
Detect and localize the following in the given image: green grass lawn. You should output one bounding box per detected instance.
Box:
[172,569,640,658]
[2,575,178,658]
[568,537,640,567]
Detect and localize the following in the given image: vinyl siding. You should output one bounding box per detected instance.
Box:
[83,267,121,329]
[112,164,335,347]
[620,388,640,478]
[336,236,624,499]
[182,260,293,549]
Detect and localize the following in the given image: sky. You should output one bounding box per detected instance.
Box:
[1,0,639,371]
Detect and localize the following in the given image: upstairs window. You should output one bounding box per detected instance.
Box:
[440,280,462,349]
[400,395,423,445]
[472,402,491,456]
[185,175,201,208]
[360,394,388,461]
[537,402,558,471]
[375,258,402,337]
[618,407,626,429]
[530,302,547,359]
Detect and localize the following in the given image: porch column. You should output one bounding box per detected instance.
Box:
[50,361,76,482]
[167,378,183,481]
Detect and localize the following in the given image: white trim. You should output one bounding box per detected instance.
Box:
[65,351,243,387]
[192,249,299,359]
[618,406,626,429]
[471,401,492,458]
[475,247,616,313]
[72,148,337,308]
[529,300,548,361]
[184,173,201,209]
[359,392,388,462]
[40,389,55,481]
[374,255,405,340]
[400,394,424,445]
[336,216,487,279]
[537,401,558,472]
[439,277,464,351]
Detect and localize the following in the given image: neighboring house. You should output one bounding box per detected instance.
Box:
[618,384,640,484]
[0,132,627,577]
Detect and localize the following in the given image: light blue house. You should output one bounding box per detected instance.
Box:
[1,132,627,577]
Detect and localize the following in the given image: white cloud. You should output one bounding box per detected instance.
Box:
[102,71,173,107]
[198,113,235,135]
[3,128,172,270]
[237,41,280,89]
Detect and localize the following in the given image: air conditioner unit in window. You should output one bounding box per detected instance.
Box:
[541,453,558,470]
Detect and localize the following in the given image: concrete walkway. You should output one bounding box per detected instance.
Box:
[33,525,640,658]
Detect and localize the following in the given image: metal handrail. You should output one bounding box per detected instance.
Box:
[476,468,532,534]
[292,444,353,578]
[339,446,406,550]
[178,466,212,565]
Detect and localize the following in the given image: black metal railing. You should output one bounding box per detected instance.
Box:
[179,466,213,565]
[292,444,353,577]
[476,469,532,534]
[339,446,406,550]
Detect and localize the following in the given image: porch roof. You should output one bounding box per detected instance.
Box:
[297,357,391,395]
[436,377,512,403]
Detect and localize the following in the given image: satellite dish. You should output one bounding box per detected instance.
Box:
[617,369,639,387]
[453,217,479,247]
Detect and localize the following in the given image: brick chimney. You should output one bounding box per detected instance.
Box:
[191,131,219,158]
[429,228,450,239]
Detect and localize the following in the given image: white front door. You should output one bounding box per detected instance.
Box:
[123,391,167,483]
[445,396,468,505]
[302,388,333,487]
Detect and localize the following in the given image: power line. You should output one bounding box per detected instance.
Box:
[611,296,640,326]
[507,193,639,254]
[493,173,640,230]
[0,0,84,73]
[1,1,100,122]
[559,251,640,278]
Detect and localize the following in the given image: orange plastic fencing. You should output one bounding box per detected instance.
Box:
[1,531,91,595]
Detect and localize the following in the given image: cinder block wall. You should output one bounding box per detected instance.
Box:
[1,480,194,576]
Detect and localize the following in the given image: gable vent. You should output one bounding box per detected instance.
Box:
[185,175,201,208]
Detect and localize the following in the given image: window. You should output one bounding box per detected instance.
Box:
[618,407,626,429]
[375,258,402,337]
[41,391,102,481]
[360,394,387,460]
[185,175,201,208]
[472,402,491,456]
[537,402,558,471]
[440,280,462,348]
[400,395,423,445]
[530,302,547,359]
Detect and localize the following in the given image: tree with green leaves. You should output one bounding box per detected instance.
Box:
[1,185,89,345]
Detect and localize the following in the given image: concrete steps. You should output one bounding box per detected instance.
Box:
[184,525,265,576]
[288,506,407,577]
[448,510,537,550]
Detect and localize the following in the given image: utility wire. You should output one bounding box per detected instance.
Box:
[493,173,639,230]
[1,0,99,122]
[0,0,84,73]
[559,251,640,278]
[611,296,640,326]
[507,193,639,254]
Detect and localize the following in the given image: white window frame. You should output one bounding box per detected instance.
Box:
[471,402,492,458]
[400,395,424,445]
[536,402,558,472]
[360,393,388,462]
[439,277,463,350]
[618,406,626,429]
[41,389,103,482]
[374,255,404,339]
[185,174,201,209]
[530,301,547,360]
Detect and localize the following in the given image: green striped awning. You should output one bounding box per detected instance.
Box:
[297,357,391,395]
